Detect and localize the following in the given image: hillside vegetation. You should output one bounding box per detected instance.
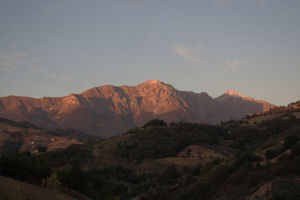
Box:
[0,103,299,199]
[0,117,98,155]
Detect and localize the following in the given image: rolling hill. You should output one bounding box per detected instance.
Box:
[0,100,299,200]
[0,117,94,155]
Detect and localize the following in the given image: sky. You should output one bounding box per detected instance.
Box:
[0,0,299,106]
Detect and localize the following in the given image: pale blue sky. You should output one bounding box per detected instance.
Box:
[0,0,299,105]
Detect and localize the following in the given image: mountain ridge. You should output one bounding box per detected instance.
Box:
[0,80,276,137]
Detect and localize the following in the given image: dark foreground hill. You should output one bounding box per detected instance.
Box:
[0,101,299,200]
[0,80,275,137]
[0,175,91,200]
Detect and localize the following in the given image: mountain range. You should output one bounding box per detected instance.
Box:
[0,80,275,137]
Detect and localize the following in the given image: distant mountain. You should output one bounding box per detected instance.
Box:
[0,80,276,137]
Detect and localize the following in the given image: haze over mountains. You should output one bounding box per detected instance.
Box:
[0,80,275,137]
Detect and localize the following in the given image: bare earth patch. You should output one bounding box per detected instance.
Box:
[293,112,300,118]
[156,144,224,166]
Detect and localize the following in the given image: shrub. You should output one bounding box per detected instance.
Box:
[291,143,300,157]
[161,166,180,181]
[143,119,167,128]
[265,149,277,159]
[8,190,26,200]
[234,153,262,169]
[37,146,47,153]
[283,135,299,150]
[42,172,61,192]
[265,148,282,159]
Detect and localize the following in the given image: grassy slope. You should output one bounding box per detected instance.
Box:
[0,175,82,200]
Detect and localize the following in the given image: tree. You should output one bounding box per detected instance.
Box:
[9,188,26,200]
[142,119,167,128]
[283,135,299,150]
[37,146,47,153]
[42,172,61,192]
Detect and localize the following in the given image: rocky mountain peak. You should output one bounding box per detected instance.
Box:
[224,91,245,97]
[0,81,276,137]
[138,80,172,88]
[141,80,162,85]
[219,91,276,112]
[137,80,168,88]
[223,91,255,101]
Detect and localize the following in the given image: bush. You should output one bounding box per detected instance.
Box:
[283,135,299,150]
[265,149,277,159]
[265,148,282,159]
[37,146,47,153]
[8,188,26,200]
[143,119,167,128]
[291,143,300,157]
[161,166,179,181]
[210,164,233,182]
[234,153,262,169]
[42,172,61,192]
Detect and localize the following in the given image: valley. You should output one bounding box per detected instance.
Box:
[0,100,299,200]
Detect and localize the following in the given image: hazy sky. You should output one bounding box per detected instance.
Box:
[0,0,299,105]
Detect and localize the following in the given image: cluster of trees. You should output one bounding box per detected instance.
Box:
[0,144,93,183]
[225,116,300,152]
[265,135,299,159]
[116,119,221,160]
[0,117,300,200]
[0,117,37,129]
[145,149,300,200]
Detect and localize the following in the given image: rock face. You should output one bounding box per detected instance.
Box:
[0,80,276,137]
